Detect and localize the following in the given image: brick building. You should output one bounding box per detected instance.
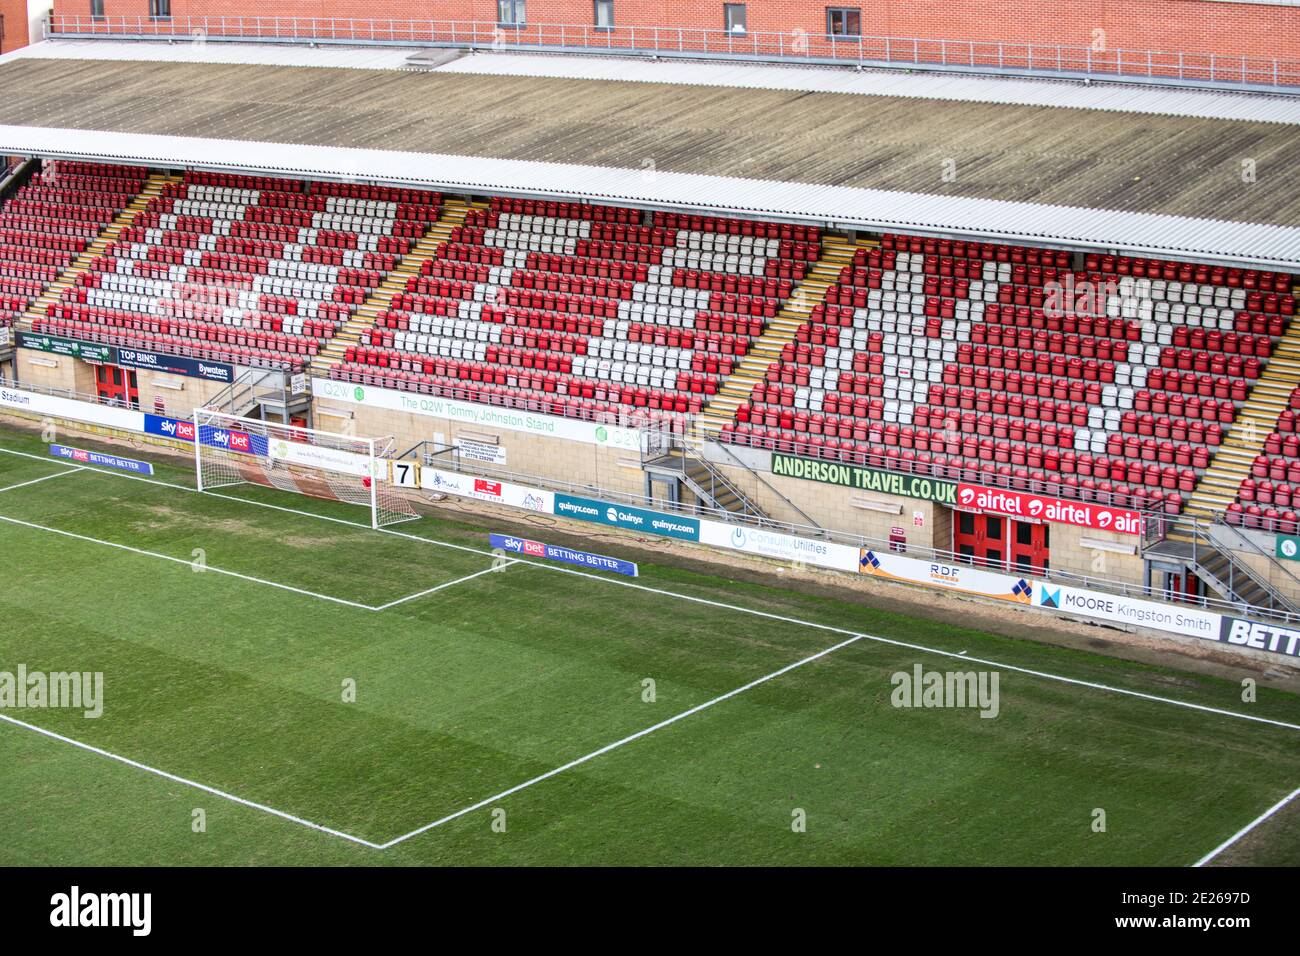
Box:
[36,1,1300,63]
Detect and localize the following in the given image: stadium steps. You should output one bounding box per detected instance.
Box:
[1183,300,1300,521]
[694,233,869,438]
[308,197,476,376]
[650,448,768,519]
[14,171,178,332]
[1189,540,1298,614]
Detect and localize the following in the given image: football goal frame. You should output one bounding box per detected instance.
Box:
[192,408,419,529]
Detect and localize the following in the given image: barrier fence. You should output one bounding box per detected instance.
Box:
[44,15,1300,91]
[4,372,1300,633]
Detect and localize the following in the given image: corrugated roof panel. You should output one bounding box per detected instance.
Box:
[6,40,1299,124]
[434,52,1300,124]
[2,123,1297,268]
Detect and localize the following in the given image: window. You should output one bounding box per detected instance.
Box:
[90,0,104,19]
[149,0,171,18]
[498,0,525,26]
[826,7,861,37]
[724,3,747,34]
[594,0,614,29]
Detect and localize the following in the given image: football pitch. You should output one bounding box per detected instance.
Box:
[0,425,1297,866]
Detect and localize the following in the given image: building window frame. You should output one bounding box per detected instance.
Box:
[90,0,105,20]
[593,0,615,30]
[497,0,526,28]
[149,0,172,20]
[826,7,862,38]
[724,3,747,34]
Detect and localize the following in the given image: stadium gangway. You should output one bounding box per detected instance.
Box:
[44,15,1300,93]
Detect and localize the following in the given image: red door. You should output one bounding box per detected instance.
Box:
[954,512,1006,569]
[95,365,139,409]
[1009,520,1050,575]
[1157,570,1202,602]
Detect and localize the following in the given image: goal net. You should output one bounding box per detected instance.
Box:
[193,408,419,529]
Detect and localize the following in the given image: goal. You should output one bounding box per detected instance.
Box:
[193,408,419,529]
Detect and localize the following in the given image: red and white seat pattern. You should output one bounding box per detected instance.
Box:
[330,199,819,429]
[0,162,148,328]
[31,171,441,370]
[1229,386,1300,534]
[719,233,1295,516]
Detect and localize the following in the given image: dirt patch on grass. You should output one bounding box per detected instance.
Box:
[418,491,1300,694]
[4,416,1296,693]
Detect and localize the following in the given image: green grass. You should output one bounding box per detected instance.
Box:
[0,425,1297,866]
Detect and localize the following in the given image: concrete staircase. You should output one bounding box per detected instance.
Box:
[695,233,866,439]
[15,171,178,332]
[1183,292,1300,520]
[308,197,477,377]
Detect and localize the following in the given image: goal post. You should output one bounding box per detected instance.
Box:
[192,408,419,529]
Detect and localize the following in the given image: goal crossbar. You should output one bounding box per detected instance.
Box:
[192,408,418,529]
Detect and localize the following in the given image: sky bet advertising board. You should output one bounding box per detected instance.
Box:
[490,533,638,577]
[147,415,266,457]
[143,414,197,443]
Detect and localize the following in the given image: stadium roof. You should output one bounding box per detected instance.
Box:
[2,41,1299,267]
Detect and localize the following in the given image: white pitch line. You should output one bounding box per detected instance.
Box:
[378,526,1300,734]
[0,512,378,612]
[373,560,521,611]
[2,442,1300,853]
[1,445,1296,732]
[1192,785,1300,867]
[378,633,864,849]
[0,711,383,850]
[0,466,85,494]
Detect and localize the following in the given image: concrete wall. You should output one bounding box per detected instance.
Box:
[712,455,943,549]
[132,367,229,419]
[709,442,1146,584]
[16,347,90,393]
[313,397,646,495]
[15,351,230,415]
[1048,521,1143,583]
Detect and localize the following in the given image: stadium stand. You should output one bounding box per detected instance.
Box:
[0,161,148,330]
[5,159,1300,535]
[1227,388,1300,533]
[30,171,443,371]
[716,232,1297,516]
[327,198,820,431]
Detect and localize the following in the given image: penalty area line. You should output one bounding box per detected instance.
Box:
[373,559,523,611]
[0,511,378,612]
[378,633,865,849]
[1192,784,1300,867]
[378,526,1300,734]
[4,445,1300,853]
[0,446,1293,733]
[0,711,383,850]
[0,466,86,494]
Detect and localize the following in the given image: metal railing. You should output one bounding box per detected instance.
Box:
[434,453,1300,625]
[0,374,138,411]
[44,15,1300,91]
[1166,514,1299,617]
[207,367,297,418]
[707,433,822,531]
[1209,513,1300,609]
[3,369,1298,624]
